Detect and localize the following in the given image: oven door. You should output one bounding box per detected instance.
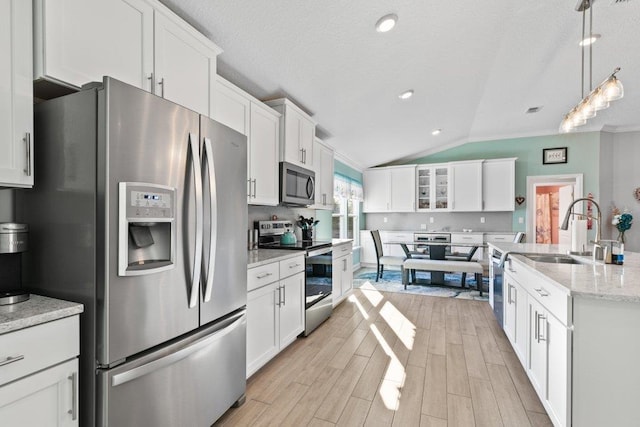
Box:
[304,246,333,335]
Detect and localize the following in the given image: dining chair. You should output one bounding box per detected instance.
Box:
[370,230,406,282]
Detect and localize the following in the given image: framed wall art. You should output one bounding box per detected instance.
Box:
[543,147,568,164]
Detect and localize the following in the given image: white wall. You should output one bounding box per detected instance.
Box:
[610,131,640,252]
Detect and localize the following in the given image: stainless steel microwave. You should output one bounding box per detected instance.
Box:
[280,162,315,206]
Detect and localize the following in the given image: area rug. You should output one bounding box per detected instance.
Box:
[353,268,489,301]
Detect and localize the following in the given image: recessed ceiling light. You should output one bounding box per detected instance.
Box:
[431,129,442,135]
[579,33,601,46]
[398,90,414,100]
[375,14,398,33]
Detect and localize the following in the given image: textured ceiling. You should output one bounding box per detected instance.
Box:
[159,0,640,169]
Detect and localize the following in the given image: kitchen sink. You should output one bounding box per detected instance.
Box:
[521,254,583,264]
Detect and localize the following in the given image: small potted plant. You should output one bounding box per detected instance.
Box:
[612,207,633,243]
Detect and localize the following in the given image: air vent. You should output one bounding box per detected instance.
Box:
[526,106,543,114]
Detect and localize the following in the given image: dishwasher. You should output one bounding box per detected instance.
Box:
[489,247,504,327]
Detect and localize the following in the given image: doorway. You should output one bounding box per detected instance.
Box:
[526,174,583,244]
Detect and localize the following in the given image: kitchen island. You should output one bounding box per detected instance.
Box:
[489,242,640,427]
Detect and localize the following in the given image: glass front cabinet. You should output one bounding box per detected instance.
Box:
[416,164,450,211]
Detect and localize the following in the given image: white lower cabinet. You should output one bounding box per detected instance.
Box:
[503,258,571,427]
[0,358,78,426]
[0,315,80,426]
[246,255,305,377]
[332,242,353,306]
[503,271,528,364]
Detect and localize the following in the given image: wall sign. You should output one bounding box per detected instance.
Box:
[543,147,568,164]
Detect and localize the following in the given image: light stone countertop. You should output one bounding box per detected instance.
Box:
[488,242,640,302]
[332,238,353,246]
[0,294,84,335]
[248,249,305,268]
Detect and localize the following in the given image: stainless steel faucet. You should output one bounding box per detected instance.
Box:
[560,197,607,261]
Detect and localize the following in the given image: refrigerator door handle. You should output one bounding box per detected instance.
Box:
[202,137,217,302]
[189,133,203,308]
[111,313,246,387]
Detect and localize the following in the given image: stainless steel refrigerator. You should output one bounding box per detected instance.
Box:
[17,77,248,426]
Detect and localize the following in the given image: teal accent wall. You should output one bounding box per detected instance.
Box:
[412,132,602,231]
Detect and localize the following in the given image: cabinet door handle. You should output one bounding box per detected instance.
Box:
[158,77,165,98]
[24,133,31,176]
[537,313,547,342]
[247,179,252,198]
[507,284,512,304]
[343,258,347,272]
[68,372,78,420]
[0,354,24,367]
[534,310,539,341]
[147,73,155,92]
[282,285,286,305]
[323,194,326,205]
[252,179,257,198]
[276,287,281,307]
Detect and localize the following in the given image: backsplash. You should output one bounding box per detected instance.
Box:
[0,190,14,222]
[366,211,514,232]
[248,205,321,240]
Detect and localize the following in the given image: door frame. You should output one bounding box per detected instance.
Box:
[526,174,584,243]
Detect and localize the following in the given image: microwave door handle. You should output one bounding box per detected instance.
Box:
[202,137,216,303]
[188,133,203,308]
[306,176,315,199]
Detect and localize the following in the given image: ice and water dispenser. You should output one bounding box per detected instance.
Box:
[119,182,176,276]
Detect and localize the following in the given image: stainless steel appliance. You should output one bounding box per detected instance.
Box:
[0,223,29,304]
[256,220,333,335]
[489,247,505,327]
[280,161,315,206]
[413,232,451,281]
[18,77,248,427]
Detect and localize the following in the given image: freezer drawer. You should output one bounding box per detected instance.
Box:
[97,311,246,427]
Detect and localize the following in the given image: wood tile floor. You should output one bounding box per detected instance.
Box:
[215,285,552,426]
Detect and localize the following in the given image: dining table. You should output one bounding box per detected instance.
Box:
[385,240,487,285]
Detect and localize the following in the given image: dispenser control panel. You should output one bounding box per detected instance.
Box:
[121,184,175,220]
[130,190,173,218]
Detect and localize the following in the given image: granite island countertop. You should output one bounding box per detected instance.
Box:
[0,294,84,335]
[488,242,640,302]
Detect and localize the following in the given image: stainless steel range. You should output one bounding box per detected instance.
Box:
[256,220,333,336]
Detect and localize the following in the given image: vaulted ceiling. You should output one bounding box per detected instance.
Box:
[160,0,640,169]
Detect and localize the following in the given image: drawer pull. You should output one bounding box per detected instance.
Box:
[256,272,273,279]
[289,263,301,269]
[534,288,549,297]
[0,354,24,367]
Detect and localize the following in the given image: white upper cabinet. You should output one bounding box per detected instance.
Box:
[249,102,280,206]
[153,8,219,116]
[313,138,334,210]
[34,0,221,116]
[0,0,33,188]
[482,158,516,211]
[34,0,154,91]
[416,164,450,211]
[212,76,250,136]
[363,166,415,213]
[450,160,483,211]
[265,99,316,168]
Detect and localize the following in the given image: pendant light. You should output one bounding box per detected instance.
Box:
[559,0,624,133]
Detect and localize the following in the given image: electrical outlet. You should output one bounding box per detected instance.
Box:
[518,216,524,224]
[480,217,485,224]
[420,224,427,230]
[383,217,388,223]
[429,217,434,224]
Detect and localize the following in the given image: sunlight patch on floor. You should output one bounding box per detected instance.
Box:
[370,324,405,410]
[379,301,416,351]
[358,281,384,307]
[348,294,369,320]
